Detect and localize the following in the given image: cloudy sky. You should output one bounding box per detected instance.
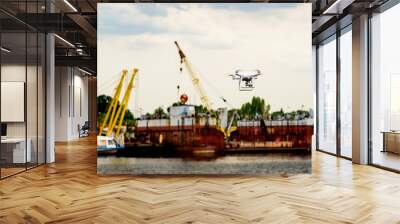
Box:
[98,3,312,115]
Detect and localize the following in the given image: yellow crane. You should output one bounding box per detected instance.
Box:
[174,41,212,110]
[225,111,238,138]
[98,69,128,136]
[98,69,139,147]
[174,41,237,139]
[107,68,139,137]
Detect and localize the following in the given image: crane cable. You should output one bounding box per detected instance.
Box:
[175,41,233,110]
[189,62,234,109]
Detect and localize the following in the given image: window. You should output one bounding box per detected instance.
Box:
[339,27,352,158]
[371,3,400,171]
[390,74,400,130]
[317,36,337,154]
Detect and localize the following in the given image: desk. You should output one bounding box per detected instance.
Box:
[382,131,400,154]
[1,138,31,163]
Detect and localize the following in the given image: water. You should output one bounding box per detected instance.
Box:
[97,152,311,175]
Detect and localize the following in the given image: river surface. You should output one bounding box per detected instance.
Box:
[97,152,311,175]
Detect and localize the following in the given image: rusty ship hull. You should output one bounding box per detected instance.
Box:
[127,121,313,155]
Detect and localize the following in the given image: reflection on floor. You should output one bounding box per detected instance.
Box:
[0,167,25,178]
[373,151,400,171]
[0,163,42,179]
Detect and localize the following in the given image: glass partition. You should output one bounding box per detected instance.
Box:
[317,35,337,154]
[0,1,46,179]
[1,30,28,177]
[27,30,38,169]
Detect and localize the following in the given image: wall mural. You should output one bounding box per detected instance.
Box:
[97,3,313,175]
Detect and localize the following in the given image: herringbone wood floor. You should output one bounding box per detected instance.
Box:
[1,136,400,224]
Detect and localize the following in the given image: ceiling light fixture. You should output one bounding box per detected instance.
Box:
[54,34,75,48]
[1,47,11,53]
[76,48,86,56]
[322,0,354,15]
[63,0,78,12]
[78,67,93,76]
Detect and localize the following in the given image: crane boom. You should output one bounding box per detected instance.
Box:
[174,41,211,110]
[174,41,238,139]
[226,111,238,138]
[99,69,128,136]
[107,68,139,137]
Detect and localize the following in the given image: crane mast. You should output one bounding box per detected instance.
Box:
[98,68,138,149]
[174,41,239,140]
[107,68,139,137]
[174,41,211,110]
[99,69,128,136]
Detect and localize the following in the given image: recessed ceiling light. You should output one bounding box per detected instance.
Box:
[1,47,11,53]
[78,67,92,76]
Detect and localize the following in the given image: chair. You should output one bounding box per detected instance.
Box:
[79,121,90,138]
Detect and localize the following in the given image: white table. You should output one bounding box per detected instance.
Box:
[1,138,31,163]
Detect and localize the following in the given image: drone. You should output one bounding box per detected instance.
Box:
[229,69,262,91]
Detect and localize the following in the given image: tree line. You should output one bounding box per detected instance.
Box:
[98,95,311,125]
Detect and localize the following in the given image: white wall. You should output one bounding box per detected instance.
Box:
[1,65,39,138]
[55,67,89,141]
[55,66,69,141]
[1,65,26,138]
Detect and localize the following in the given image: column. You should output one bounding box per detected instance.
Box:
[352,14,369,164]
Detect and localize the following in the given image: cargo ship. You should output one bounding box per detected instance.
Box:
[98,104,313,157]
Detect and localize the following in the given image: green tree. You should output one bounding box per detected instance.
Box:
[172,101,183,107]
[237,96,270,120]
[97,95,135,127]
[97,95,113,114]
[271,108,285,120]
[296,109,310,119]
[144,112,152,119]
[195,104,209,114]
[153,106,167,118]
[209,109,218,118]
